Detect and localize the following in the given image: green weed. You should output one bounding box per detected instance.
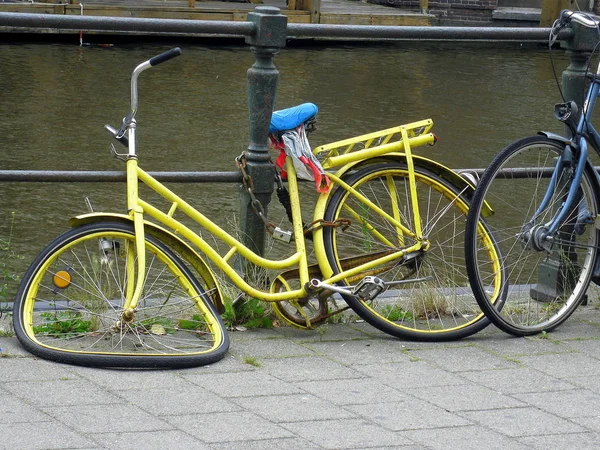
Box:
[223,297,274,329]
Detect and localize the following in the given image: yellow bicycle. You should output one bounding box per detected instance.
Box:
[13,48,502,368]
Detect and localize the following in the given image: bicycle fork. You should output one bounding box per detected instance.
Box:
[119,157,147,324]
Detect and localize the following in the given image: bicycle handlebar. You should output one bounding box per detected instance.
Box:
[559,9,600,29]
[149,47,182,67]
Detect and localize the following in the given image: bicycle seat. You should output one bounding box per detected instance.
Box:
[269,103,318,133]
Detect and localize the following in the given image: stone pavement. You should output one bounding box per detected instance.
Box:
[1,306,600,450]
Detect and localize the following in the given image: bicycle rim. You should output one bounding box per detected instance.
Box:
[465,136,599,336]
[323,162,499,341]
[13,222,229,368]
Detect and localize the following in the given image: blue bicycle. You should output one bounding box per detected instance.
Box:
[464,10,600,336]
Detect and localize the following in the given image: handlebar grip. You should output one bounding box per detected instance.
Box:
[149,47,182,67]
[559,9,599,28]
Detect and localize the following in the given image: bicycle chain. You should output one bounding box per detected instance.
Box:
[235,153,277,237]
[236,152,352,242]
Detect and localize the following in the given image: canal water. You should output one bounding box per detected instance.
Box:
[0,39,574,287]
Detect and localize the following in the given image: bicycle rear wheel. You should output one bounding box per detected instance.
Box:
[13,221,229,368]
[322,162,501,341]
[465,136,599,336]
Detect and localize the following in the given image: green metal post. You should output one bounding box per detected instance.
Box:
[531,18,597,303]
[239,6,287,280]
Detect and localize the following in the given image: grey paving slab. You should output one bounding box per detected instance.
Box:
[229,336,316,358]
[282,418,414,449]
[209,437,324,450]
[472,333,575,356]
[404,425,531,450]
[562,337,600,356]
[347,400,470,431]
[0,337,30,356]
[295,378,406,406]
[574,417,600,432]
[409,383,526,411]
[519,432,600,450]
[302,338,412,365]
[408,345,520,372]
[90,430,210,450]
[513,389,600,419]
[0,421,96,450]
[165,411,294,443]
[2,379,124,407]
[516,352,600,378]
[180,370,303,397]
[233,393,355,422]
[458,367,577,394]
[356,360,470,389]
[0,394,54,423]
[0,356,77,381]
[261,355,365,382]
[459,407,586,437]
[43,403,174,433]
[66,366,187,390]
[114,385,241,415]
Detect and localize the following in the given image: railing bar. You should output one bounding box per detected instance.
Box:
[0,12,574,42]
[0,12,254,36]
[0,167,594,183]
[0,170,243,183]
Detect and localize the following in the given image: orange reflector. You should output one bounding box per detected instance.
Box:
[53,270,72,289]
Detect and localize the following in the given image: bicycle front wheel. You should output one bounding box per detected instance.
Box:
[465,136,599,336]
[13,221,229,368]
[323,162,500,341]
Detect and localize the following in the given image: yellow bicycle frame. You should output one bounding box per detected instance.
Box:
[77,117,489,314]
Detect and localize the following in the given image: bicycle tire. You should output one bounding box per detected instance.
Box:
[465,136,599,336]
[322,162,500,341]
[13,221,229,368]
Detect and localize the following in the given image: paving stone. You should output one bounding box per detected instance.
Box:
[90,430,210,450]
[43,404,173,433]
[208,437,323,450]
[0,421,96,450]
[2,379,124,407]
[302,338,412,365]
[513,389,600,418]
[347,400,470,431]
[408,345,519,372]
[562,337,600,357]
[295,378,406,406]
[516,352,600,378]
[472,334,574,356]
[233,393,355,422]
[0,356,77,382]
[459,407,586,437]
[0,337,30,356]
[114,385,241,415]
[282,418,414,449]
[69,366,187,390]
[230,337,316,358]
[458,367,576,394]
[518,432,600,450]
[261,355,365,382]
[0,394,54,423]
[165,411,293,442]
[404,425,531,450]
[356,360,468,389]
[181,370,302,397]
[409,383,525,411]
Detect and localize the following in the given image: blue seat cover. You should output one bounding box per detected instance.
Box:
[269,103,318,133]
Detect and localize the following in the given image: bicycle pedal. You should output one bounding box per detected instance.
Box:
[353,276,385,301]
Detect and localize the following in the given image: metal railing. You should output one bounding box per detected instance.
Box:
[0,10,568,41]
[0,7,589,261]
